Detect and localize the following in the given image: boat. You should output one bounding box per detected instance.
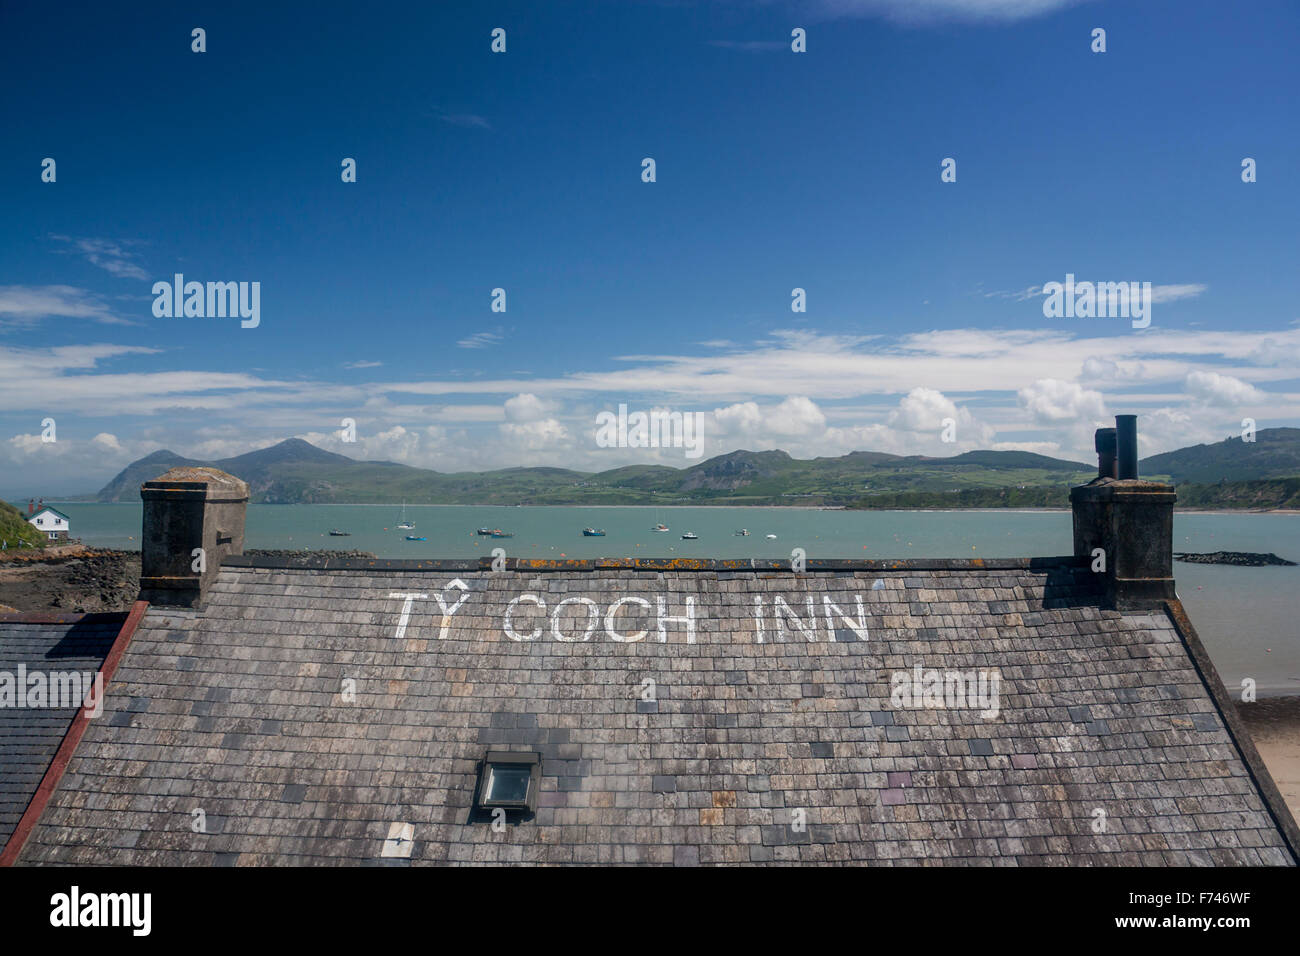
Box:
[476,528,494,535]
[651,523,670,533]
[328,529,351,536]
[765,534,777,539]
[396,501,414,530]
[735,529,750,536]
[488,530,514,538]
[582,528,606,536]
[681,532,698,540]
[405,535,426,541]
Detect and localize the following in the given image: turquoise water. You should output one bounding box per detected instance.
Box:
[30,503,1300,695]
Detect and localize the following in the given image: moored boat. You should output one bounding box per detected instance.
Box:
[735,529,750,536]
[329,529,351,536]
[582,528,606,536]
[651,523,670,533]
[681,532,698,540]
[405,535,426,541]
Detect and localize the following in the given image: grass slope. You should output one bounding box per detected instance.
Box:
[0,499,46,549]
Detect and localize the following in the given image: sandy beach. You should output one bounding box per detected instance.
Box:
[1235,697,1300,822]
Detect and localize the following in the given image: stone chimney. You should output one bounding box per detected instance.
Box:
[1070,416,1176,610]
[139,467,248,608]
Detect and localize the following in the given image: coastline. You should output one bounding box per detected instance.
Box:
[44,500,1300,514]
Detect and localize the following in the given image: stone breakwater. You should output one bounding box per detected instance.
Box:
[1174,551,1296,567]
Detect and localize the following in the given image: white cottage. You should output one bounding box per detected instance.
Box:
[28,506,71,540]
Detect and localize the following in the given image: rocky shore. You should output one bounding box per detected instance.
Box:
[0,546,376,613]
[1174,550,1297,567]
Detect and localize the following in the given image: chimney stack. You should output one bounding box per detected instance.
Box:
[1070,416,1175,611]
[138,467,248,608]
[1094,427,1117,479]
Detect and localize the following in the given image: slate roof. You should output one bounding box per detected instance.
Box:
[11,558,1299,866]
[0,612,124,853]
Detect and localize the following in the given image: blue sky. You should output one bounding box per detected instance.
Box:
[2,0,1298,495]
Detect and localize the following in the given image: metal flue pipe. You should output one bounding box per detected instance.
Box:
[1116,415,1138,480]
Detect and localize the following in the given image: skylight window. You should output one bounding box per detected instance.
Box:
[476,751,541,814]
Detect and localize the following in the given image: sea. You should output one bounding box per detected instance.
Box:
[33,503,1300,697]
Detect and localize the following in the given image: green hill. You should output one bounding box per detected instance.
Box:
[89,429,1300,507]
[1170,477,1300,510]
[0,499,46,550]
[93,438,1095,505]
[1140,428,1300,482]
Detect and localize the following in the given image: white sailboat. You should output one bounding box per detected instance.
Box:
[650,507,669,533]
[396,501,415,530]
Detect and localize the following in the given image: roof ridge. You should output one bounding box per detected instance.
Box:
[218,554,1085,573]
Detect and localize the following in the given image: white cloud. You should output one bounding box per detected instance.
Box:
[711,396,827,440]
[434,110,491,130]
[499,418,569,451]
[299,424,447,466]
[889,387,956,432]
[50,236,149,280]
[5,433,48,458]
[380,324,1300,405]
[765,396,827,436]
[1018,378,1107,424]
[1080,356,1146,384]
[8,317,1300,486]
[991,440,1065,456]
[1185,370,1266,408]
[90,432,123,453]
[0,343,315,416]
[457,331,503,349]
[1135,407,1222,458]
[504,393,550,423]
[712,401,763,437]
[1150,284,1208,304]
[982,285,1042,301]
[812,0,1088,25]
[1,429,152,494]
[0,286,128,327]
[887,387,995,448]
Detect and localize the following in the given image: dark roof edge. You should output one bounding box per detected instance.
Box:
[0,611,128,626]
[1163,598,1300,865]
[218,554,1084,573]
[0,599,150,867]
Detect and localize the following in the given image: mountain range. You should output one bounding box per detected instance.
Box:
[84,428,1300,507]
